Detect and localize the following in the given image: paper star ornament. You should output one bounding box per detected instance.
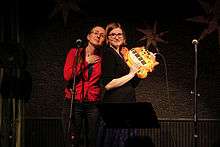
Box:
[49,0,83,25]
[137,21,168,50]
[186,0,220,47]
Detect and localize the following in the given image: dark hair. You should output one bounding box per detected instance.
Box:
[80,23,105,48]
[78,24,105,62]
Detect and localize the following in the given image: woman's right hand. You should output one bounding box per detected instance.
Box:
[86,55,101,64]
[129,64,140,76]
[105,63,140,91]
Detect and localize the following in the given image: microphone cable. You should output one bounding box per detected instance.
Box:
[155,47,177,147]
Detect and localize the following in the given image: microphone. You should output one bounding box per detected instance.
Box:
[75,39,82,48]
[192,39,199,45]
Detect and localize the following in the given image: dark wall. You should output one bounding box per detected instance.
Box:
[3,0,215,120]
[21,15,220,119]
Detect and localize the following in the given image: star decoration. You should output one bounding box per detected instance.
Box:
[49,0,83,25]
[186,0,220,47]
[136,21,168,50]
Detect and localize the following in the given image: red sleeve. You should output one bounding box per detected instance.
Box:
[63,48,81,81]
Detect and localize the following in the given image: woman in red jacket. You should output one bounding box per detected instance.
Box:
[63,25,106,147]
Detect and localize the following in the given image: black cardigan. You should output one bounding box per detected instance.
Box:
[101,46,140,103]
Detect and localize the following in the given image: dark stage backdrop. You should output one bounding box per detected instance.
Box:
[5,0,216,120]
[21,15,220,119]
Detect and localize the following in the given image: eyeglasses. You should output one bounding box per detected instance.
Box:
[91,31,106,39]
[108,33,123,38]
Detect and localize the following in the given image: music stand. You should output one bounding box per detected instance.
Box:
[97,102,160,128]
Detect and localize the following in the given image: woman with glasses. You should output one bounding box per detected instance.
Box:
[63,24,106,147]
[98,22,141,147]
[101,22,140,103]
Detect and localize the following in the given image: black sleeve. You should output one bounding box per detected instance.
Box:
[131,75,141,88]
[101,49,116,87]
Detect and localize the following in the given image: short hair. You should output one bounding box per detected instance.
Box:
[105,22,127,45]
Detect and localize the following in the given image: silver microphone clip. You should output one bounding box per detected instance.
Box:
[192,39,199,45]
[75,39,82,48]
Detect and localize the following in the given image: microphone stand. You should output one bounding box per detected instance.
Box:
[67,43,81,145]
[191,39,200,147]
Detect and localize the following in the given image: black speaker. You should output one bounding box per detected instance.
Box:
[97,102,160,128]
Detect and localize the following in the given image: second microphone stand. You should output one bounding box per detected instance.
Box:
[191,39,200,147]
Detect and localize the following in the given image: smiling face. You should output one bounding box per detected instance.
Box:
[87,26,106,47]
[106,22,126,50]
[107,28,125,49]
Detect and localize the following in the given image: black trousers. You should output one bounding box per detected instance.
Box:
[62,100,99,147]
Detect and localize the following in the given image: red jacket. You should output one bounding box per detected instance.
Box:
[63,48,102,102]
